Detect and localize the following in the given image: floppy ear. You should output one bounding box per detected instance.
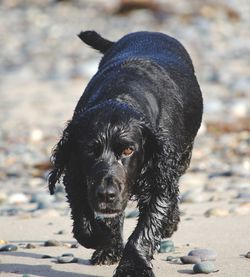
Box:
[48,121,74,195]
[136,125,186,204]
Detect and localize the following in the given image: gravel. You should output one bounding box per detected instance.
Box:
[0,1,249,265]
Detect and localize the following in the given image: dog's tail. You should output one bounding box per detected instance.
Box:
[78,31,114,54]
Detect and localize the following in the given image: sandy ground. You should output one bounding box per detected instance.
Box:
[0,201,250,277]
[1,1,250,276]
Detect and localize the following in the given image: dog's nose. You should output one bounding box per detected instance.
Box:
[96,186,117,203]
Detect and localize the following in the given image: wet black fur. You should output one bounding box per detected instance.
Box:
[49,31,203,277]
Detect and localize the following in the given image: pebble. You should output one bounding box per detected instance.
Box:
[193,261,216,274]
[159,240,175,253]
[64,243,72,248]
[166,256,175,261]
[237,193,250,199]
[180,255,201,264]
[32,209,60,218]
[204,208,230,217]
[44,240,62,247]
[188,249,217,261]
[41,255,53,259]
[62,253,74,257]
[26,243,37,249]
[180,189,205,203]
[57,254,78,263]
[231,203,250,215]
[245,252,250,258]
[30,128,44,142]
[0,192,7,204]
[28,177,44,188]
[31,192,54,210]
[8,193,29,205]
[0,4,249,272]
[0,240,8,245]
[0,244,18,252]
[230,101,249,118]
[57,229,67,235]
[125,209,139,218]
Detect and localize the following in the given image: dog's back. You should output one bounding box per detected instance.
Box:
[99,31,194,75]
[76,31,202,142]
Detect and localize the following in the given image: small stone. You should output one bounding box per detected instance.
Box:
[41,255,53,259]
[26,243,37,249]
[180,255,201,264]
[28,178,44,188]
[8,193,29,205]
[57,255,78,263]
[208,171,233,179]
[36,201,54,211]
[193,261,215,274]
[245,252,250,258]
[0,244,18,252]
[180,189,205,203]
[204,208,229,217]
[30,128,44,142]
[166,256,180,263]
[63,243,72,248]
[33,209,60,218]
[0,192,7,204]
[61,253,74,257]
[44,240,62,247]
[0,240,8,245]
[230,101,248,118]
[237,193,250,199]
[57,229,67,235]
[232,203,250,215]
[71,243,79,248]
[159,240,175,253]
[33,193,54,210]
[126,209,139,218]
[188,249,217,261]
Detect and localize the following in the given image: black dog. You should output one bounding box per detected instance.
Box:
[49,31,203,276]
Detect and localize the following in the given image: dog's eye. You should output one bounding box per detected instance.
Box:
[121,147,134,157]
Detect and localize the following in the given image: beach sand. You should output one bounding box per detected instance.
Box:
[1,201,250,277]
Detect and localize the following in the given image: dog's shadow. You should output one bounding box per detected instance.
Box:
[0,247,100,277]
[0,250,89,264]
[0,262,99,277]
[177,269,194,275]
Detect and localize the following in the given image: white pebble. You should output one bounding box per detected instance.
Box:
[8,193,29,205]
[30,129,44,142]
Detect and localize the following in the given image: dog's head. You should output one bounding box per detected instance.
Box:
[49,101,154,218]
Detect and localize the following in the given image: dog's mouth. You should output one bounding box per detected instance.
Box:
[94,200,124,219]
[94,211,121,219]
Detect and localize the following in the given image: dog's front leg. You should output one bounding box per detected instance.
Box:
[91,214,124,265]
[72,209,107,249]
[114,189,178,277]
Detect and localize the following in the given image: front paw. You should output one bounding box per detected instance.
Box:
[113,263,155,277]
[91,245,123,265]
